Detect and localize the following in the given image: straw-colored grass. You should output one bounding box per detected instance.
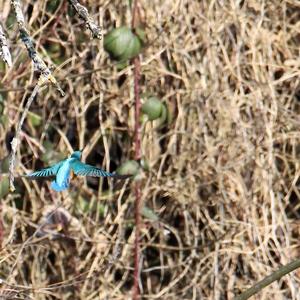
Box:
[0,0,300,299]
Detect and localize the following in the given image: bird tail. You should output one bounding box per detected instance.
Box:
[51,180,68,192]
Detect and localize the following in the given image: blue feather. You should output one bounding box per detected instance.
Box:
[70,161,115,177]
[51,180,69,191]
[51,159,72,191]
[26,161,64,178]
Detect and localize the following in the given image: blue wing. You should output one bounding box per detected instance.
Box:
[70,161,130,179]
[25,161,64,179]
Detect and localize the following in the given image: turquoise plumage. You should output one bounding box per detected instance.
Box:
[25,150,130,191]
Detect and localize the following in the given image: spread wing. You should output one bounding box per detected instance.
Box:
[25,161,64,179]
[71,161,130,179]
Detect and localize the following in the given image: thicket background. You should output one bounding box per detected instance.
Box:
[0,0,300,299]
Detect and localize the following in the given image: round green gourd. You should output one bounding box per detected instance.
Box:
[142,97,163,121]
[117,160,140,176]
[104,27,142,61]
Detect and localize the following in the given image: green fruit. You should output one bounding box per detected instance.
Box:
[0,177,9,198]
[0,155,10,173]
[159,104,167,125]
[158,103,172,127]
[117,160,139,176]
[135,28,146,43]
[142,206,158,221]
[0,115,8,127]
[76,195,89,213]
[140,157,150,171]
[104,27,142,61]
[28,112,42,127]
[104,27,132,57]
[46,0,60,13]
[116,61,128,70]
[142,97,163,121]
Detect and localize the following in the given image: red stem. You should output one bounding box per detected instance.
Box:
[131,0,139,29]
[133,57,141,160]
[133,181,141,299]
[132,0,141,298]
[133,56,142,300]
[0,206,3,247]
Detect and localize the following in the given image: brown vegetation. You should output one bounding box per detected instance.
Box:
[0,0,300,299]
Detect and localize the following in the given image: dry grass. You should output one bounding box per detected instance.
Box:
[0,0,300,299]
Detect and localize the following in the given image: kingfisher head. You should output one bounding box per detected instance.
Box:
[71,150,82,160]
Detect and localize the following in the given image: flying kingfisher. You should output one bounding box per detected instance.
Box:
[25,150,130,191]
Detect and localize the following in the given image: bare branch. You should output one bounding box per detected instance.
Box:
[11,0,64,96]
[0,24,12,67]
[9,85,42,191]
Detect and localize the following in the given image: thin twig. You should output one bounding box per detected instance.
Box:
[68,0,102,39]
[9,85,41,191]
[0,24,12,67]
[132,0,142,298]
[234,259,300,300]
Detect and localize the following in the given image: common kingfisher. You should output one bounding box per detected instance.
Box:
[25,150,130,191]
